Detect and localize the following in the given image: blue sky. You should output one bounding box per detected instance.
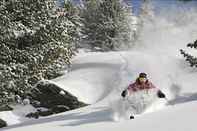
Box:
[59,0,197,15]
[127,0,197,15]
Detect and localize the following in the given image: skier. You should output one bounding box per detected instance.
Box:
[121,72,166,119]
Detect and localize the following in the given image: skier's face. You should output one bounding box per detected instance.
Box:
[139,77,147,83]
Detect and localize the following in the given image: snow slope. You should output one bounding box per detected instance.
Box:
[2,5,197,131]
[0,105,37,125]
[2,101,197,131]
[3,49,197,131]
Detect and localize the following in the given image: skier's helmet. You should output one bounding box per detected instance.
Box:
[139,72,147,78]
[139,73,147,83]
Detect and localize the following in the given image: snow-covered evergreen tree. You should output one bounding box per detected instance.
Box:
[80,0,134,51]
[135,0,155,43]
[139,0,155,23]
[64,0,81,48]
[180,40,197,67]
[0,0,78,105]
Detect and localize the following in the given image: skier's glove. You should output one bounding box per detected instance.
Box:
[121,90,127,98]
[157,90,166,98]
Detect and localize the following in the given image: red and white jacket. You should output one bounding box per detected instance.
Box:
[127,78,158,95]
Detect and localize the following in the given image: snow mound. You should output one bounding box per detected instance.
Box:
[0,105,37,125]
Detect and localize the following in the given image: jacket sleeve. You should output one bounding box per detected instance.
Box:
[127,83,137,95]
[149,82,159,91]
[149,82,156,88]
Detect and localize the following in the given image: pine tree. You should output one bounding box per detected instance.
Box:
[64,0,81,48]
[139,0,155,22]
[80,0,134,51]
[0,0,78,105]
[180,40,197,67]
[134,0,155,43]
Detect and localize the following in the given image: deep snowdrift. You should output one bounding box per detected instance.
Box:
[3,48,197,131]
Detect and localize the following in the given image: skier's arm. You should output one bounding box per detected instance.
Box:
[127,83,138,95]
[149,82,157,89]
[121,83,134,97]
[121,90,127,98]
[157,90,166,98]
[149,82,166,98]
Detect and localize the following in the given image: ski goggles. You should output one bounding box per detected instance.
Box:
[139,77,147,81]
